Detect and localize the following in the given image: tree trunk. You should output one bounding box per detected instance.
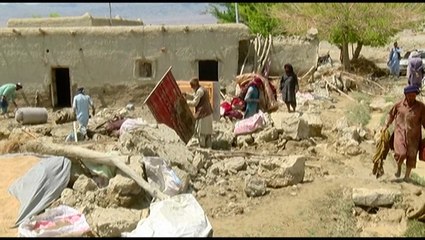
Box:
[352,42,363,60]
[342,41,351,71]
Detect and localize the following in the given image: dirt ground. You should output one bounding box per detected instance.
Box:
[0,156,39,237]
[1,31,425,237]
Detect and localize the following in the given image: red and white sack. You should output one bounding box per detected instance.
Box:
[233,111,266,136]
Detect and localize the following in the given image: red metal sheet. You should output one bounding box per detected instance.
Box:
[144,67,195,143]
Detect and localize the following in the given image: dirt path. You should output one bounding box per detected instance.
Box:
[202,86,424,237]
[0,156,39,237]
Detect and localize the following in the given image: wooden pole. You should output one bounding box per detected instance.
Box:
[23,140,169,200]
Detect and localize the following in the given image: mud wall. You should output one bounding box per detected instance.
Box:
[269,36,319,77]
[0,24,251,107]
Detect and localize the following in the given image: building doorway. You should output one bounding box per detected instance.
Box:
[51,67,71,107]
[198,60,218,82]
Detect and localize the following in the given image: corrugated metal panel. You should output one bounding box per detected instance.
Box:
[144,67,195,143]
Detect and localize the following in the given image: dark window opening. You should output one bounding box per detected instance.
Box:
[138,61,153,78]
[198,60,218,82]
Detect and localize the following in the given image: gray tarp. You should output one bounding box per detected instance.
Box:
[8,156,71,227]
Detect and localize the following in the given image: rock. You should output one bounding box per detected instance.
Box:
[258,155,305,188]
[333,117,349,132]
[88,207,145,237]
[192,152,205,171]
[377,208,405,224]
[209,162,224,176]
[172,167,190,193]
[108,173,141,196]
[313,71,321,80]
[244,176,267,197]
[224,157,247,173]
[277,112,310,140]
[193,182,204,191]
[60,188,78,206]
[126,103,135,111]
[369,98,393,112]
[254,127,279,143]
[341,126,361,143]
[344,140,363,156]
[290,192,297,196]
[0,125,11,139]
[306,27,318,39]
[197,190,207,198]
[73,175,98,193]
[237,135,254,147]
[212,132,233,150]
[352,188,402,207]
[300,113,323,137]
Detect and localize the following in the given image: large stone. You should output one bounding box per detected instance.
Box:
[369,98,393,112]
[108,173,141,196]
[254,127,279,143]
[73,175,98,193]
[87,207,146,237]
[258,155,305,188]
[60,188,78,207]
[300,113,323,137]
[272,112,310,140]
[224,157,247,173]
[244,176,267,197]
[352,188,402,207]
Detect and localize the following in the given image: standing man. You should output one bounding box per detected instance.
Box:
[388,41,401,78]
[382,85,425,182]
[185,78,213,148]
[72,87,95,140]
[407,51,424,89]
[0,83,23,117]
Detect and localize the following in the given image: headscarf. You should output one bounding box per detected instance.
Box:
[404,85,420,94]
[410,51,420,58]
[284,64,295,76]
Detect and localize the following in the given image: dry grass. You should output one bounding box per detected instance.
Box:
[345,102,371,126]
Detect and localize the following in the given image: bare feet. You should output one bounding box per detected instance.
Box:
[403,177,412,183]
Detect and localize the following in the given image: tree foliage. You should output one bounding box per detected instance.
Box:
[270,3,425,70]
[209,3,281,36]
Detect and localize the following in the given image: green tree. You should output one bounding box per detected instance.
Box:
[49,12,61,18]
[271,3,425,71]
[209,3,282,36]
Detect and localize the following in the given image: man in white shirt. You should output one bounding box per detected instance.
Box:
[72,87,95,139]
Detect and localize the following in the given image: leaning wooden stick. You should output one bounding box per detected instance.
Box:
[23,140,169,200]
